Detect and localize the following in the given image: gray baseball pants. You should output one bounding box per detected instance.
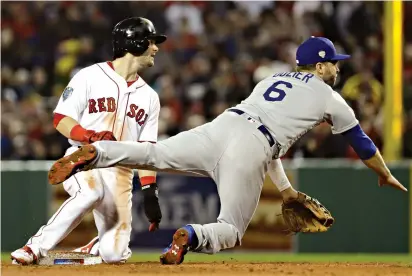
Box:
[92,111,275,253]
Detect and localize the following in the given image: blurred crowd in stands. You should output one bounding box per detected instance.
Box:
[2,1,412,160]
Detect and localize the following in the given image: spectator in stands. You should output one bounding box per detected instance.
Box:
[1,1,411,160]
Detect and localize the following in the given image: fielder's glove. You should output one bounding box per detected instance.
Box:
[282,192,334,233]
[142,183,162,232]
[84,130,117,143]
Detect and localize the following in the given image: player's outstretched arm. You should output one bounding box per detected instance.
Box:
[362,151,407,192]
[53,114,116,143]
[268,159,299,201]
[341,124,407,192]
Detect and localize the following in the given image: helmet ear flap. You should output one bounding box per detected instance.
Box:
[126,38,149,56]
[112,40,126,59]
[140,39,150,53]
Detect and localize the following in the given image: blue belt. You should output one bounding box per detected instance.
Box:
[228,108,275,148]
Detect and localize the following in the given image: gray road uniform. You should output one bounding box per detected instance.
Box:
[89,70,358,254]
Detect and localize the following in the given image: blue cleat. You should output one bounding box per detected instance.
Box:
[159,225,197,265]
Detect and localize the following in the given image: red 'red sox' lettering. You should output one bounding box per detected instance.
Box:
[88,97,116,114]
[89,99,98,113]
[127,104,148,125]
[107,98,116,112]
[127,104,138,117]
[97,98,107,112]
[89,99,148,125]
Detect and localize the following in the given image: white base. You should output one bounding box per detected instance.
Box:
[38,252,102,266]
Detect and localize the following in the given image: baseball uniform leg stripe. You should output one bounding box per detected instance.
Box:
[27,191,80,245]
[73,174,82,190]
[27,175,82,245]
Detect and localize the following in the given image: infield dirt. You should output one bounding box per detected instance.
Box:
[2,262,412,276]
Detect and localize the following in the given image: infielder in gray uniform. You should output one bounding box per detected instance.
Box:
[49,37,407,265]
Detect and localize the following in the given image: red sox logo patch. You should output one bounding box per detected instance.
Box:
[88,97,148,126]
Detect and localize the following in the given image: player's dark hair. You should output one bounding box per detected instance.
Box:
[296,60,338,72]
[296,64,317,72]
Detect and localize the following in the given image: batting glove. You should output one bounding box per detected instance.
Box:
[84,130,117,143]
[142,183,162,232]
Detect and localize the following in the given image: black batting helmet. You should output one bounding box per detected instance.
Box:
[112,17,167,59]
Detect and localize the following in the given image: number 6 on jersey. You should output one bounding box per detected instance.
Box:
[263,81,292,102]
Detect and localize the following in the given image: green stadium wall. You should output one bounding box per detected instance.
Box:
[1,161,52,252]
[1,160,411,253]
[291,161,411,253]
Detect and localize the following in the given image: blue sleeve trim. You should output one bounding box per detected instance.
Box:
[341,124,377,160]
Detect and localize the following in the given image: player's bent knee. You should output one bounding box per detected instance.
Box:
[225,222,242,247]
[100,253,124,264]
[99,246,125,264]
[100,255,122,263]
[212,220,242,252]
[98,231,130,264]
[217,218,243,237]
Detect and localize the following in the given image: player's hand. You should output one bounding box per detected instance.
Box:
[85,130,117,143]
[378,174,408,192]
[149,222,159,232]
[142,183,162,231]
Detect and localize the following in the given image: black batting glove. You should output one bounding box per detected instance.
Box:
[141,183,162,231]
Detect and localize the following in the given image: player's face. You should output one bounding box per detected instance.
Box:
[317,61,339,87]
[137,40,159,68]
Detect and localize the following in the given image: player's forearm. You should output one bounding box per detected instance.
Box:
[362,150,391,179]
[138,168,160,231]
[55,116,80,138]
[341,124,391,178]
[54,114,96,143]
[267,159,298,200]
[268,159,292,192]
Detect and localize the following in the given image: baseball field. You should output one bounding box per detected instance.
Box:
[2,252,412,275]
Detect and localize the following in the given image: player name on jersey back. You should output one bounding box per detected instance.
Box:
[272,72,314,84]
[235,70,358,158]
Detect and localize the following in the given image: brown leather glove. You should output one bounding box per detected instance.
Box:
[84,130,117,143]
[282,192,334,234]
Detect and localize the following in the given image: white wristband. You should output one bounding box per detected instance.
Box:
[267,159,292,192]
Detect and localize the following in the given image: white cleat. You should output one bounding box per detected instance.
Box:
[11,246,38,265]
[72,236,100,255]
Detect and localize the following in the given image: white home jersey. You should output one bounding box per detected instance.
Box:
[54,62,160,146]
[235,71,358,156]
[32,62,161,262]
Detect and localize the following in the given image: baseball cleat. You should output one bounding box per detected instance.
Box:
[48,144,97,185]
[11,246,38,265]
[160,227,192,265]
[72,236,100,255]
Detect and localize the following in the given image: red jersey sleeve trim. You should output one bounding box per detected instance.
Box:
[53,113,67,128]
